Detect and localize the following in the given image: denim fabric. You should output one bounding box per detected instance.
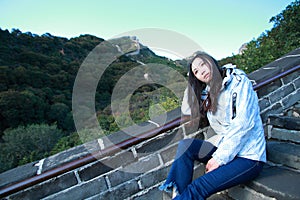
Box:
[159,138,264,200]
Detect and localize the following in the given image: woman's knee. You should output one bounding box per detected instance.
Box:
[176,139,192,157]
[176,139,204,159]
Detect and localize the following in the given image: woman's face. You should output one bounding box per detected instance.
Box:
[191,57,212,83]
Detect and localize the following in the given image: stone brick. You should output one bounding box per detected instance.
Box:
[193,131,205,140]
[133,186,165,200]
[268,115,300,130]
[270,127,300,143]
[260,103,283,123]
[293,76,300,89]
[281,89,300,110]
[257,79,282,98]
[107,170,140,187]
[259,98,271,111]
[228,185,274,200]
[123,154,161,174]
[160,144,177,164]
[43,176,107,200]
[246,166,300,200]
[102,122,157,149]
[42,141,97,173]
[140,166,171,189]
[95,180,139,200]
[268,84,295,104]
[282,70,300,85]
[101,150,137,169]
[78,160,113,182]
[9,172,78,200]
[136,128,183,156]
[267,141,300,170]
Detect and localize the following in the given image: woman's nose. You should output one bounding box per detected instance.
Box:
[201,69,206,75]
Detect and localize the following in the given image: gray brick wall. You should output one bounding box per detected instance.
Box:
[1,48,300,200]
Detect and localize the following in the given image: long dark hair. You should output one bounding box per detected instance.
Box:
[187,52,225,128]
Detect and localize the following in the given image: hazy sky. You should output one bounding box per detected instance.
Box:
[0,0,294,59]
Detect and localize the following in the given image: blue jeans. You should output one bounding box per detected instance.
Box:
[159,138,264,200]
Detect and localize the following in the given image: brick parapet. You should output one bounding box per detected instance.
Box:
[1,48,300,200]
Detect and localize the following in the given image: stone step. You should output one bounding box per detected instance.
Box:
[268,127,300,143]
[229,165,300,200]
[268,115,300,131]
[228,185,276,200]
[267,141,300,170]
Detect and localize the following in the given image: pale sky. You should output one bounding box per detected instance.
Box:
[0,0,294,59]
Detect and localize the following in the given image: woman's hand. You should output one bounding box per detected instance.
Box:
[206,158,220,173]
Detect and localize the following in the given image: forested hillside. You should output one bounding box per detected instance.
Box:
[0,28,186,173]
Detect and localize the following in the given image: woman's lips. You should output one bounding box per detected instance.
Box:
[204,73,210,79]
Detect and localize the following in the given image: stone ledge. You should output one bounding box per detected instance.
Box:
[270,127,300,143]
[0,161,37,188]
[10,172,78,200]
[248,48,300,84]
[135,126,184,157]
[42,176,107,200]
[267,141,300,170]
[268,115,300,130]
[87,179,140,200]
[228,185,276,200]
[246,165,300,200]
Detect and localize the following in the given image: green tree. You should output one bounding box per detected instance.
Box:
[50,132,82,155]
[0,124,62,173]
[220,1,300,73]
[47,103,70,130]
[0,90,46,133]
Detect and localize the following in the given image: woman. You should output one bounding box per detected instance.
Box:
[159,52,266,199]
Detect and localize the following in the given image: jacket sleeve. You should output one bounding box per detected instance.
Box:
[212,75,260,165]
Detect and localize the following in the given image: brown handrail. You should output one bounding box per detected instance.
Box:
[252,65,300,90]
[0,117,188,198]
[0,64,299,198]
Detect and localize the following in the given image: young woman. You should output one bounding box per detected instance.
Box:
[159,52,266,199]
